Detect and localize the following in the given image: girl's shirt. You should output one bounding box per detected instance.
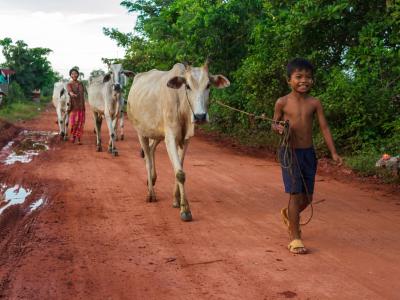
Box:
[67,81,85,111]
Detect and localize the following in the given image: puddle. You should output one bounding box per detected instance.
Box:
[29,198,45,212]
[0,130,57,165]
[0,185,32,215]
[0,184,46,215]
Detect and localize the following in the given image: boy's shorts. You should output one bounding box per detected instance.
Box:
[279,147,318,194]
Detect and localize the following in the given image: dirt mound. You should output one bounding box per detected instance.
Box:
[0,119,21,149]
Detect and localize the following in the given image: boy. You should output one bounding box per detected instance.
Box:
[272,58,342,254]
[67,68,86,145]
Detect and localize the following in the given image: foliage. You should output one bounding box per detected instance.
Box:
[106,0,399,163]
[0,38,60,97]
[89,69,106,79]
[7,82,26,102]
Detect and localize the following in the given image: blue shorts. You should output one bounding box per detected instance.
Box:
[279,147,317,194]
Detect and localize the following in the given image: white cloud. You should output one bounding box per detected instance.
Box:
[0,1,137,78]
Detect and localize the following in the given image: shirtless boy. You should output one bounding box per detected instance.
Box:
[272,58,342,254]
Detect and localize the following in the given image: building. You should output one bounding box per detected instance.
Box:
[0,68,16,95]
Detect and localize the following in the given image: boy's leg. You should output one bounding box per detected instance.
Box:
[288,193,303,240]
[287,193,307,254]
[299,194,313,212]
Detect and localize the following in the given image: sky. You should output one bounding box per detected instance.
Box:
[0,0,137,78]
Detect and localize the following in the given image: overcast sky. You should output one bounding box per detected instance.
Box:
[0,0,137,78]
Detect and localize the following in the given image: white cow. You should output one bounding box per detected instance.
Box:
[88,64,134,155]
[52,81,70,140]
[127,61,230,221]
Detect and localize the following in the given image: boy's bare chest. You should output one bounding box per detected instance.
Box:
[283,101,315,120]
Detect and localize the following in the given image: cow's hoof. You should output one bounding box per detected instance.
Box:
[63,135,68,141]
[172,201,180,208]
[121,134,124,141]
[146,195,157,202]
[112,150,118,157]
[96,146,102,152]
[180,211,192,222]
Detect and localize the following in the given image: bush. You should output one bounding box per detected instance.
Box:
[7,81,26,102]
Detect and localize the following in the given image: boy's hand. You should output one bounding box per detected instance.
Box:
[332,153,343,166]
[272,123,285,135]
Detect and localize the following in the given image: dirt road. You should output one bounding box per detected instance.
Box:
[0,105,399,299]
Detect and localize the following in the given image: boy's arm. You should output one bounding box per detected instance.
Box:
[316,100,343,165]
[272,98,285,134]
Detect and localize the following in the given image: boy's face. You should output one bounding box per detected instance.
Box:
[288,69,313,94]
[70,71,79,81]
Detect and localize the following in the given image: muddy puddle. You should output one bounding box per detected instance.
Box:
[0,130,57,165]
[0,184,46,215]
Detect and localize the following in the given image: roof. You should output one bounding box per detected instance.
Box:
[0,69,16,76]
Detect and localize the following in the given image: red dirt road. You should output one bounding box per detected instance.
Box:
[1,105,399,300]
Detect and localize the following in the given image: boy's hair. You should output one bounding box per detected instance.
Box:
[69,68,79,76]
[287,58,314,78]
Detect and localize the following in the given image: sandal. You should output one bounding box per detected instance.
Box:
[281,207,289,227]
[288,239,307,254]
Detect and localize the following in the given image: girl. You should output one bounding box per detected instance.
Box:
[67,68,86,144]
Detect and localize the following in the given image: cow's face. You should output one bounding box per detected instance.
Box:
[167,63,230,124]
[104,64,135,93]
[110,64,124,92]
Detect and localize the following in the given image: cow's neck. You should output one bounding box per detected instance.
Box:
[179,91,195,139]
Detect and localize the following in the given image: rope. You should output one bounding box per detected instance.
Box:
[185,87,196,120]
[213,100,286,125]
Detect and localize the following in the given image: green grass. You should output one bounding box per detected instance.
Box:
[0,96,51,122]
[344,151,399,183]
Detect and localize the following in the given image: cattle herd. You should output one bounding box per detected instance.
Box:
[52,61,230,221]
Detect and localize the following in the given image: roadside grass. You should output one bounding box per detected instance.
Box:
[0,96,51,122]
[345,151,399,184]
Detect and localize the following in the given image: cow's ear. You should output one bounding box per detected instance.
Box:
[103,73,112,83]
[167,76,186,89]
[60,88,65,97]
[123,70,135,78]
[210,75,230,89]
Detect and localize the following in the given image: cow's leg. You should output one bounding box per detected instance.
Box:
[115,114,120,141]
[149,138,161,186]
[105,114,118,156]
[63,111,69,141]
[138,135,156,202]
[119,109,125,141]
[93,112,102,152]
[165,133,192,221]
[56,105,64,140]
[173,139,189,209]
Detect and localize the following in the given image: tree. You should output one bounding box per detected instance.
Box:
[89,69,106,79]
[106,0,400,154]
[0,38,60,97]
